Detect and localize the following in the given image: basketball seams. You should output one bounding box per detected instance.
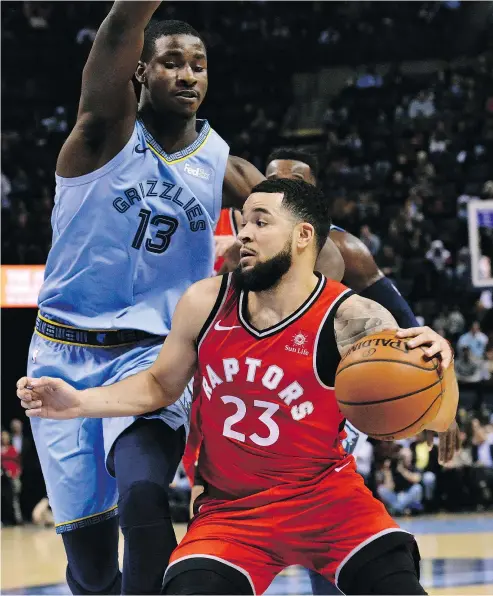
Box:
[368,390,443,438]
[336,358,438,375]
[336,377,442,406]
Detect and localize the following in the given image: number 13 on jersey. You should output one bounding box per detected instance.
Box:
[132,208,178,254]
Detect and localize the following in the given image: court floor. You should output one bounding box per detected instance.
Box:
[2,514,493,595]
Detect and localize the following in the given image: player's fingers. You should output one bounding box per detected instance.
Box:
[456,428,462,451]
[396,328,422,339]
[17,388,35,401]
[21,399,42,410]
[16,377,29,390]
[28,376,58,389]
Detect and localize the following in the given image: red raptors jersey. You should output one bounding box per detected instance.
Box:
[196,273,354,498]
[214,208,238,273]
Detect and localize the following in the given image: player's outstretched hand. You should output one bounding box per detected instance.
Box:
[395,326,453,370]
[16,376,82,420]
[425,420,461,465]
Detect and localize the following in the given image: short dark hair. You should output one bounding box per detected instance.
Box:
[266,147,319,180]
[250,179,330,254]
[142,20,205,61]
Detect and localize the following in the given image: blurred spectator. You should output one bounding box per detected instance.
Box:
[355,440,374,486]
[411,433,438,508]
[378,245,401,279]
[1,430,22,524]
[446,306,466,341]
[458,322,489,359]
[425,240,451,273]
[10,418,24,456]
[408,90,435,119]
[377,448,424,515]
[1,430,21,481]
[470,418,493,508]
[455,347,485,384]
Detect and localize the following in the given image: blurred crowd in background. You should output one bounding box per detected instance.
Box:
[2,0,493,525]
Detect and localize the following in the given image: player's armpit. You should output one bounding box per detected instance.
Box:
[315,236,345,282]
[334,294,398,355]
[330,229,383,292]
[222,156,266,209]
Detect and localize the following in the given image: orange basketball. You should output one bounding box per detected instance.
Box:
[335,330,447,441]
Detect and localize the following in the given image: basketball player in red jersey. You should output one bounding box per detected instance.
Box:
[265,147,460,464]
[18,179,456,595]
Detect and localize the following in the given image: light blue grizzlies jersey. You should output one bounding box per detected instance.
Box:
[38,118,229,335]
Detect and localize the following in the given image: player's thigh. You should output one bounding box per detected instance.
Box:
[30,415,118,532]
[102,340,192,466]
[302,462,414,588]
[164,514,283,595]
[27,336,117,532]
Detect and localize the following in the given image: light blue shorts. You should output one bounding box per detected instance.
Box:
[27,326,192,534]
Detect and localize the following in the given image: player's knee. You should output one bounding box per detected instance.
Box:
[118,480,170,528]
[338,541,426,595]
[162,560,254,595]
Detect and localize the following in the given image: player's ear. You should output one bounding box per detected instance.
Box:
[296,222,314,250]
[135,61,147,85]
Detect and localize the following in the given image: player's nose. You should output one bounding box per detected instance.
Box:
[177,64,197,86]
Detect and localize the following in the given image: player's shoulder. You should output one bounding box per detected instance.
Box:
[174,276,227,337]
[329,227,374,262]
[183,275,225,307]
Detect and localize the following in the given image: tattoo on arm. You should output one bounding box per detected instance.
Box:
[334,296,398,353]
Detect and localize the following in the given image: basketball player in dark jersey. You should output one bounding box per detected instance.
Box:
[19,180,457,595]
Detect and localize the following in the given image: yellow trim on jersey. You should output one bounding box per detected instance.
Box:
[147,127,212,165]
[37,311,121,333]
[55,504,118,528]
[34,328,138,349]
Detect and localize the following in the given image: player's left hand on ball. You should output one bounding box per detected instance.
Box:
[16,376,82,420]
[396,326,453,370]
[425,419,461,465]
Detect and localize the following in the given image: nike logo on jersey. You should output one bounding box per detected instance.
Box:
[334,461,351,473]
[134,144,149,154]
[214,321,241,331]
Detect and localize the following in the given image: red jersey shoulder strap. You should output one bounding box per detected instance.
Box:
[313,282,355,389]
[196,275,233,350]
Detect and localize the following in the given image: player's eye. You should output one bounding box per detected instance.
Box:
[164,62,177,69]
[194,65,205,73]
[256,221,267,228]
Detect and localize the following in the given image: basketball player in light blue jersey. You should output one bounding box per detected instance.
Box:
[25,2,273,594]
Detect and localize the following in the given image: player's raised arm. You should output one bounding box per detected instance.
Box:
[57,1,162,177]
[222,155,266,209]
[17,277,222,420]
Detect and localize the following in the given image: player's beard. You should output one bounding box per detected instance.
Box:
[233,237,292,293]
